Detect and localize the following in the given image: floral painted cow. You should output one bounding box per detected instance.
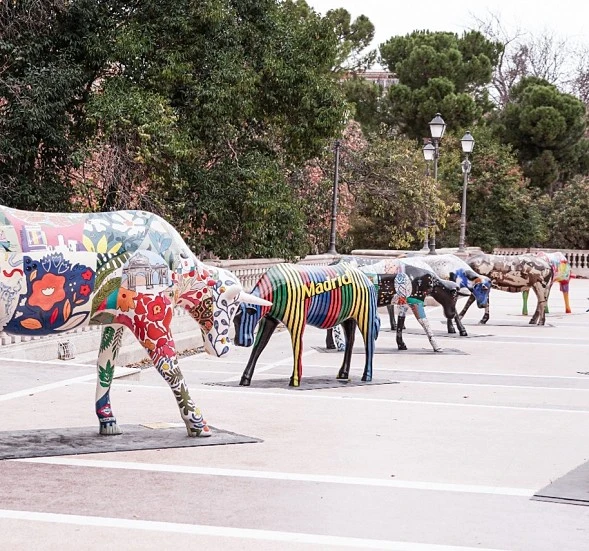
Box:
[234,263,380,387]
[463,253,553,325]
[0,205,268,437]
[402,254,492,332]
[522,251,572,315]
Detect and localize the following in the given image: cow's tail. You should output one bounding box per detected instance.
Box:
[373,314,381,341]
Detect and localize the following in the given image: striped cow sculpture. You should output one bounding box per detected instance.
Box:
[522,251,571,315]
[0,205,269,437]
[463,253,553,325]
[234,263,380,387]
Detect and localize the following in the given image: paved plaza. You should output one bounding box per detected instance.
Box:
[1,280,589,550]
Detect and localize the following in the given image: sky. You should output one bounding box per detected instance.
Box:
[307,0,589,65]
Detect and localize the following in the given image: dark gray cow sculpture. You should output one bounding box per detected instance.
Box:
[326,257,465,353]
[463,253,553,325]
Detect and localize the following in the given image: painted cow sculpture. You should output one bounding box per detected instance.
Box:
[326,257,464,353]
[401,254,492,332]
[0,205,269,437]
[463,253,553,325]
[234,263,380,387]
[522,251,571,315]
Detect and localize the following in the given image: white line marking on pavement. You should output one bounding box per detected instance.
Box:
[76,381,589,414]
[16,457,533,497]
[221,349,317,381]
[399,380,589,391]
[0,356,94,368]
[0,509,507,550]
[0,374,96,402]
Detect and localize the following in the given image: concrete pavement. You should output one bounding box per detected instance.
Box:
[1,281,589,550]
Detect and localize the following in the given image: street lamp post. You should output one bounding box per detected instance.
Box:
[458,131,475,252]
[421,142,435,252]
[327,139,341,255]
[427,113,446,255]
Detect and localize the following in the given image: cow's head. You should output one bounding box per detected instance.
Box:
[233,303,262,347]
[470,276,491,308]
[182,265,270,357]
[429,278,463,320]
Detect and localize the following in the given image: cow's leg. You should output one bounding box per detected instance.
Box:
[395,304,408,351]
[522,290,529,316]
[387,304,397,330]
[326,328,336,349]
[95,325,125,435]
[337,318,357,380]
[458,294,475,320]
[149,344,210,437]
[326,325,345,351]
[454,314,468,337]
[529,283,548,325]
[544,281,553,314]
[409,300,442,352]
[355,311,379,383]
[447,318,456,334]
[561,280,571,313]
[240,316,279,386]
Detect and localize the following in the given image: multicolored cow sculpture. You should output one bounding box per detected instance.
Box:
[401,254,492,332]
[522,251,571,315]
[0,205,269,437]
[327,258,464,353]
[234,263,380,387]
[463,253,553,325]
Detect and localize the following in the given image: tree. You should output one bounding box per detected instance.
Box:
[545,176,589,249]
[324,8,376,73]
[378,30,501,139]
[493,76,588,193]
[345,134,450,251]
[435,128,546,252]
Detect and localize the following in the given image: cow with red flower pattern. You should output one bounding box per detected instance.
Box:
[0,205,270,437]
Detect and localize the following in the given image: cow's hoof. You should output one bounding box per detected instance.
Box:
[187,425,212,437]
[336,373,349,380]
[434,347,443,353]
[361,375,372,382]
[239,377,251,386]
[459,331,468,337]
[99,420,122,436]
[397,344,407,351]
[448,327,456,334]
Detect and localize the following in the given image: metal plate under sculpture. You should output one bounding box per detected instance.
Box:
[533,460,589,507]
[0,425,261,460]
[206,376,398,390]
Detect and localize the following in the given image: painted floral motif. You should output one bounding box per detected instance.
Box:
[6,253,96,335]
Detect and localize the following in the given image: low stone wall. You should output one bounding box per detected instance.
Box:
[3,246,586,354]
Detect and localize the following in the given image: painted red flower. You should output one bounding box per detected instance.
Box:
[81,269,93,281]
[133,315,148,341]
[147,296,168,322]
[147,323,166,341]
[29,273,66,311]
[79,284,91,297]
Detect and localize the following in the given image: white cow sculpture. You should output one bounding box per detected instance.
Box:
[0,205,270,437]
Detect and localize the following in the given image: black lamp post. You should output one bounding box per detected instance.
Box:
[427,113,446,254]
[327,139,341,255]
[421,142,435,252]
[458,131,475,252]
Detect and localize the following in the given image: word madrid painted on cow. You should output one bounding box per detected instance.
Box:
[301,270,353,299]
